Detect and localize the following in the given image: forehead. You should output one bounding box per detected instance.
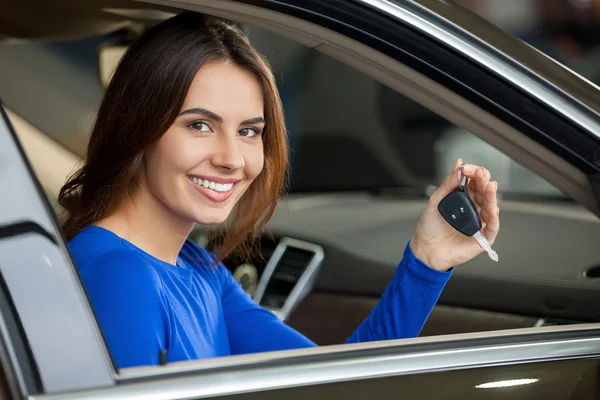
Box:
[182,60,264,119]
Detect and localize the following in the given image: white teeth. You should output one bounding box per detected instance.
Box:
[189,177,235,193]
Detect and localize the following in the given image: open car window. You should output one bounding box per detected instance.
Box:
[2,0,600,398]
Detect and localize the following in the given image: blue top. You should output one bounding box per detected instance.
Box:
[69,225,452,369]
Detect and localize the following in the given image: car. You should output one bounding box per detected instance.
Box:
[2,0,600,399]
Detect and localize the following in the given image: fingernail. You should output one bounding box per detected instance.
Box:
[482,167,489,178]
[463,165,474,173]
[495,181,499,190]
[458,158,463,165]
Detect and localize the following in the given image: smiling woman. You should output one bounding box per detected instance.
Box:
[59,14,287,262]
[57,11,499,369]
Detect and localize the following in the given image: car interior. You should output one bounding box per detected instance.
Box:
[2,3,600,353]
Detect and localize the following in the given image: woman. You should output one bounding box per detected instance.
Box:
[60,12,499,369]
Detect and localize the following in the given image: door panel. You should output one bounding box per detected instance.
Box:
[0,104,115,394]
[219,358,600,400]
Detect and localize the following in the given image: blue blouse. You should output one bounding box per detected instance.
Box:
[69,225,452,369]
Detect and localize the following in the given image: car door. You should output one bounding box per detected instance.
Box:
[3,0,600,399]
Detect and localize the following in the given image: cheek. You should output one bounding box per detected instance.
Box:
[152,129,202,174]
[243,144,265,181]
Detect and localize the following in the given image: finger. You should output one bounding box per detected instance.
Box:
[483,208,500,244]
[430,158,463,204]
[482,181,500,244]
[471,166,490,206]
[466,179,482,213]
[459,163,480,180]
[477,177,497,222]
[484,180,498,215]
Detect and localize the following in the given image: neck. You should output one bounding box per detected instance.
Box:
[96,181,194,266]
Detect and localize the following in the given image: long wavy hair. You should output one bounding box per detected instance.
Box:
[58,12,288,261]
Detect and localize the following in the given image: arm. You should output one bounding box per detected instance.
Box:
[345,241,451,343]
[222,160,498,352]
[220,242,449,352]
[79,251,170,369]
[347,159,499,342]
[220,266,317,355]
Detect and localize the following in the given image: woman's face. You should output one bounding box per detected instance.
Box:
[143,60,265,226]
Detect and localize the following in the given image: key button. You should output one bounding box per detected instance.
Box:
[457,213,471,228]
[449,211,459,224]
[458,205,470,215]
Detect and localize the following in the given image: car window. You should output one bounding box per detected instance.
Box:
[4,15,600,376]
[247,26,566,199]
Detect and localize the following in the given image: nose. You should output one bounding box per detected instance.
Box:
[210,133,245,171]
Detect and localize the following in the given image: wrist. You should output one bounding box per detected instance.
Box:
[409,236,452,272]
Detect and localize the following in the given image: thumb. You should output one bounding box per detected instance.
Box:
[429,158,462,205]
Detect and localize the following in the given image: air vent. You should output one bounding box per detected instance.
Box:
[254,238,324,320]
[261,247,314,309]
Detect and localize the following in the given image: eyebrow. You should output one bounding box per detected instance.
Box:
[178,108,265,125]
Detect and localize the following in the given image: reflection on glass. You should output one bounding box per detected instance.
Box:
[476,378,539,389]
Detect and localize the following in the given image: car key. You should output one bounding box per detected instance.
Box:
[437,167,499,262]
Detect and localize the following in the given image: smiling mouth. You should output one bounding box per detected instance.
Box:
[187,176,236,193]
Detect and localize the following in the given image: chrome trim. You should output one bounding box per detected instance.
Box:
[358,0,600,139]
[253,237,324,321]
[34,325,600,400]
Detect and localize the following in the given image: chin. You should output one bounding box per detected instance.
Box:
[192,209,231,226]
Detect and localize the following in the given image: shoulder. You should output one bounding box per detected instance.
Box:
[69,226,162,285]
[79,249,164,295]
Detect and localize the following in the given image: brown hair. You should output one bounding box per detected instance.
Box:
[58,12,288,261]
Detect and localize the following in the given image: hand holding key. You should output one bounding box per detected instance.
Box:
[410,158,500,272]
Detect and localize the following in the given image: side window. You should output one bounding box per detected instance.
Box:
[243,25,600,342]
[247,26,565,197]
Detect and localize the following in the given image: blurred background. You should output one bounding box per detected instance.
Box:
[460,0,600,70]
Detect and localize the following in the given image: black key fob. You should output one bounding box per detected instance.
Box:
[437,186,481,236]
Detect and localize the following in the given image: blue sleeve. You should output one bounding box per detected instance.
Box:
[220,241,450,352]
[79,251,170,369]
[219,266,317,355]
[345,241,452,343]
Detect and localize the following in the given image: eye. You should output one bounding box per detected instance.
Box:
[188,121,212,132]
[239,127,262,138]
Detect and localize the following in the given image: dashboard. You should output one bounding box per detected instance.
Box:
[215,193,600,328]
